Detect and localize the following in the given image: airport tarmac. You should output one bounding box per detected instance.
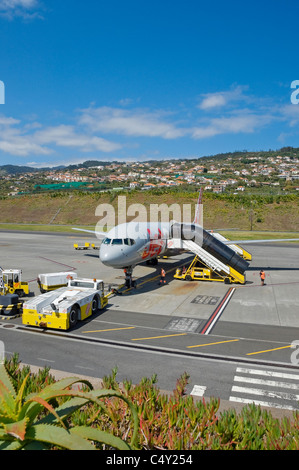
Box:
[1,230,298,331]
[1,229,299,414]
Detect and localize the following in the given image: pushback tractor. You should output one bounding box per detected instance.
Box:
[22,277,109,330]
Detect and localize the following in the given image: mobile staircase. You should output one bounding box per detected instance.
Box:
[209,232,252,261]
[170,223,249,285]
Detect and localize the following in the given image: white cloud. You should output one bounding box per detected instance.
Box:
[34,125,121,152]
[0,0,43,19]
[198,85,249,110]
[281,104,299,127]
[0,116,50,156]
[1,0,37,7]
[191,112,274,140]
[0,117,122,157]
[0,139,50,156]
[193,85,288,139]
[0,115,20,126]
[79,106,187,139]
[199,94,227,110]
[0,87,296,162]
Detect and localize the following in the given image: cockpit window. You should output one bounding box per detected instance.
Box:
[112,238,123,245]
[124,238,135,245]
[103,238,136,246]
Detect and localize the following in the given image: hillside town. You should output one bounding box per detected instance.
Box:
[1,149,299,197]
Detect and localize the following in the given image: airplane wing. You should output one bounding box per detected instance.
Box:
[222,238,299,245]
[72,228,107,238]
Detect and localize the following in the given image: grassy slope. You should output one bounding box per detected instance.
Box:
[0,191,298,234]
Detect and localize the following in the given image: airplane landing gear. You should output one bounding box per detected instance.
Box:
[124,266,136,289]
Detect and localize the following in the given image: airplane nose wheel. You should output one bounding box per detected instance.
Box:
[124,266,136,289]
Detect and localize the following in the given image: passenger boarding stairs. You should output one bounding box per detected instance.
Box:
[168,238,246,284]
[209,232,252,261]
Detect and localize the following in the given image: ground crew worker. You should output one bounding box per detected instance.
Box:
[260,269,265,286]
[160,267,166,285]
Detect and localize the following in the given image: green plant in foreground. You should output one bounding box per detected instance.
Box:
[0,362,138,450]
[2,356,299,450]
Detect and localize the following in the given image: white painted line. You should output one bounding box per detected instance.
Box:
[229,396,297,411]
[234,375,299,390]
[203,288,235,335]
[76,365,95,371]
[190,385,206,397]
[236,367,299,381]
[231,385,299,402]
[37,358,55,363]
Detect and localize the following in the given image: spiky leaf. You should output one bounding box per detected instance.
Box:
[3,417,29,441]
[71,425,131,450]
[0,364,16,398]
[0,380,17,418]
[25,424,96,450]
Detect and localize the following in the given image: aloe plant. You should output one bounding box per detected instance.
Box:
[0,363,138,450]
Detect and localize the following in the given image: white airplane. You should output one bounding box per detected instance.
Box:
[73,190,299,276]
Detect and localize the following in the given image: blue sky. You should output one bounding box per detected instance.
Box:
[0,0,299,167]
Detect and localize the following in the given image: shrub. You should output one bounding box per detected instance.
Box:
[1,356,299,450]
[0,355,138,450]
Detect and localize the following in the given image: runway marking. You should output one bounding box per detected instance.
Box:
[131,333,187,341]
[37,357,55,363]
[234,375,299,390]
[38,256,76,271]
[187,339,239,349]
[246,345,292,356]
[75,365,95,371]
[228,396,297,411]
[236,367,299,381]
[231,385,299,402]
[190,385,207,397]
[229,367,299,411]
[122,261,189,292]
[82,327,136,333]
[200,288,235,335]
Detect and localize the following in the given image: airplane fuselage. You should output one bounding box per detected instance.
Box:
[99,221,171,268]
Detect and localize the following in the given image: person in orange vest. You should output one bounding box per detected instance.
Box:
[260,269,266,286]
[160,267,166,285]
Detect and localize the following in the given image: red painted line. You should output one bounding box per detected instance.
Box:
[38,256,77,271]
[200,288,234,335]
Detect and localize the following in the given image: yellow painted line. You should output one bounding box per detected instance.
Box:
[132,333,187,341]
[187,339,239,349]
[246,345,292,356]
[83,326,136,333]
[124,262,187,291]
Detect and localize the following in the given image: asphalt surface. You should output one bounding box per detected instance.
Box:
[1,229,299,416]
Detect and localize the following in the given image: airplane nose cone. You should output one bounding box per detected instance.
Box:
[100,245,122,267]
